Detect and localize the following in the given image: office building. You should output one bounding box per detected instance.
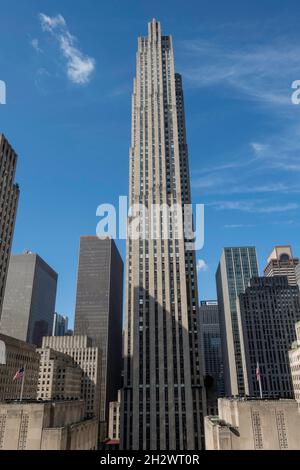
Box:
[237,276,300,398]
[289,321,300,405]
[216,247,259,396]
[41,335,101,422]
[0,134,19,315]
[0,333,39,401]
[200,301,224,414]
[205,398,300,450]
[74,236,123,437]
[0,401,97,450]
[108,390,121,442]
[52,313,68,337]
[0,252,57,346]
[37,347,82,400]
[121,19,206,450]
[295,263,300,290]
[264,245,299,286]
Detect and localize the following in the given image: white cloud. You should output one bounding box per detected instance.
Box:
[38,13,95,85]
[197,259,209,272]
[250,142,269,155]
[30,38,43,53]
[39,13,66,32]
[210,200,300,213]
[224,223,255,228]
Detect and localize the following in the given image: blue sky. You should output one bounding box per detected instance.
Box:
[1,0,300,327]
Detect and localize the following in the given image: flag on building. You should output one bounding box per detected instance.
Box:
[13,367,25,381]
[256,363,261,382]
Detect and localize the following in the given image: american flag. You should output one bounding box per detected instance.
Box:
[256,363,261,382]
[13,367,25,381]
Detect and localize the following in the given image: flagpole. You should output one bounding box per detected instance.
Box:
[257,362,263,399]
[20,366,25,402]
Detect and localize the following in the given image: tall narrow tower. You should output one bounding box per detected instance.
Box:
[216,247,259,396]
[0,134,19,316]
[74,236,123,439]
[121,19,205,450]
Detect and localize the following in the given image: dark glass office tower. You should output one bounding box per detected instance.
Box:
[0,252,57,346]
[200,300,224,414]
[121,19,206,450]
[0,134,19,316]
[237,276,300,398]
[74,236,123,438]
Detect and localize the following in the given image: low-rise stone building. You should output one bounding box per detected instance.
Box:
[0,334,39,401]
[205,398,300,450]
[0,400,97,450]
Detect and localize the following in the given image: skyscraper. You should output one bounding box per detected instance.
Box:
[121,19,205,450]
[74,236,123,438]
[0,134,19,316]
[264,245,299,286]
[216,247,259,396]
[200,301,224,414]
[238,276,300,398]
[0,252,57,346]
[52,313,68,336]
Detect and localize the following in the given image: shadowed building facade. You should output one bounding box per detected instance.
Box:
[121,19,206,450]
[238,276,300,398]
[200,301,224,414]
[52,313,68,337]
[0,134,19,316]
[0,252,57,347]
[74,236,123,438]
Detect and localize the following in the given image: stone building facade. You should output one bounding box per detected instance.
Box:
[289,321,300,405]
[0,400,97,450]
[41,335,101,421]
[205,398,300,450]
[0,334,39,401]
[37,348,82,400]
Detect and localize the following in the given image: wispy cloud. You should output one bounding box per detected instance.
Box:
[192,177,300,195]
[210,200,300,213]
[224,223,255,229]
[197,259,209,272]
[30,38,43,53]
[38,13,95,85]
[180,38,300,107]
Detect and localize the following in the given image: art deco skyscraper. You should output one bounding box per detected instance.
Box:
[121,19,206,450]
[0,134,19,315]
